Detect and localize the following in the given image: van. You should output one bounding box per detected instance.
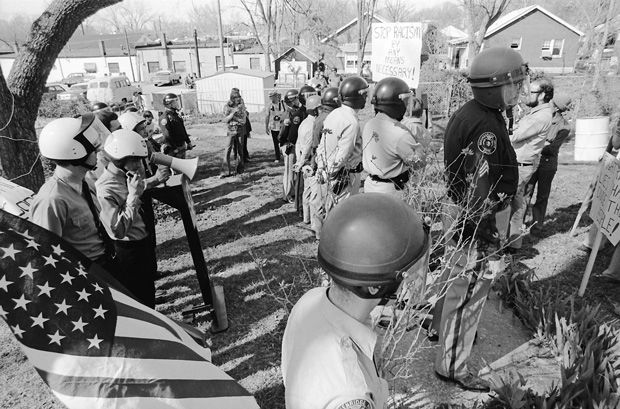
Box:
[86,75,139,104]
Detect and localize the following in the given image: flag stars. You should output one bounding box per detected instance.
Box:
[93,305,107,319]
[92,282,104,293]
[51,244,64,256]
[25,239,40,250]
[11,324,25,338]
[60,271,74,285]
[71,317,88,333]
[19,263,37,280]
[36,282,54,298]
[12,294,30,311]
[0,275,13,292]
[18,229,34,240]
[1,244,19,260]
[54,299,71,315]
[42,254,59,267]
[86,334,103,350]
[48,330,65,346]
[76,264,87,277]
[76,288,91,302]
[0,305,7,319]
[30,312,49,329]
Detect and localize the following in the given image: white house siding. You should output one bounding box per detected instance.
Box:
[196,72,274,114]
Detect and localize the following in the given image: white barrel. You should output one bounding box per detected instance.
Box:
[574,116,610,161]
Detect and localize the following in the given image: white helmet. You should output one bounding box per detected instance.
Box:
[104,129,148,160]
[39,114,109,161]
[117,111,145,132]
[306,95,321,110]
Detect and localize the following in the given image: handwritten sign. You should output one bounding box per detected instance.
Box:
[371,23,424,88]
[0,177,34,218]
[590,153,620,245]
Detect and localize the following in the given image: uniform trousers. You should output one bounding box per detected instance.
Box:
[433,200,494,379]
[113,237,157,308]
[325,171,361,215]
[363,176,404,200]
[524,156,557,233]
[271,131,282,161]
[308,175,327,239]
[508,165,536,249]
[282,146,295,201]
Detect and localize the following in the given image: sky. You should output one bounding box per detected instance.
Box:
[0,0,458,20]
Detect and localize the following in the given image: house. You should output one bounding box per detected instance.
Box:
[448,5,583,73]
[0,33,145,83]
[135,38,269,81]
[195,68,275,114]
[274,46,320,83]
[320,13,392,74]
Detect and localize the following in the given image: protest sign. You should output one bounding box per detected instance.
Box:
[370,23,424,88]
[0,177,34,218]
[589,152,620,245]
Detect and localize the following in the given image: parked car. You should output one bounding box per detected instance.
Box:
[42,83,69,101]
[152,70,182,86]
[61,72,94,87]
[86,75,139,105]
[56,82,89,101]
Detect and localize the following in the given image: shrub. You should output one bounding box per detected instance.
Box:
[38,99,91,118]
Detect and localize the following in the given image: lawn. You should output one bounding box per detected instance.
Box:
[0,116,617,408]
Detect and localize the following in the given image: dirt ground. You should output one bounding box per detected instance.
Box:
[0,120,616,409]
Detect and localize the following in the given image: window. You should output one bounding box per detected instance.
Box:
[99,82,108,88]
[147,62,160,73]
[108,62,120,73]
[542,39,564,58]
[250,57,260,70]
[510,37,522,50]
[89,82,98,88]
[84,62,97,73]
[173,60,187,72]
[215,56,222,71]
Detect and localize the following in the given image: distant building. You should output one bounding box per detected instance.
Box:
[274,46,320,84]
[448,5,583,73]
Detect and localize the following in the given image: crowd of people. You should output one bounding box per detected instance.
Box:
[25,46,596,409]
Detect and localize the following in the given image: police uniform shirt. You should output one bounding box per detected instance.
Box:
[362,112,423,179]
[282,287,388,409]
[295,115,316,165]
[510,103,553,164]
[444,99,518,205]
[95,163,147,242]
[159,108,190,147]
[317,105,362,173]
[29,168,105,260]
[312,107,336,149]
[279,106,306,146]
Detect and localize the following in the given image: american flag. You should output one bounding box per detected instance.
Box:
[0,209,259,409]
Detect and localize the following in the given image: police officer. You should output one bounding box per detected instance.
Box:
[311,87,341,162]
[30,115,117,273]
[159,93,194,159]
[279,89,307,202]
[316,76,369,208]
[92,102,120,132]
[282,193,429,409]
[435,47,525,391]
[362,77,426,199]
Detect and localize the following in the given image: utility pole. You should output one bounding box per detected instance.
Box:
[216,0,226,71]
[194,29,202,77]
[124,29,136,82]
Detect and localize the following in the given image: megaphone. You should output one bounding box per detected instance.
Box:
[151,152,198,180]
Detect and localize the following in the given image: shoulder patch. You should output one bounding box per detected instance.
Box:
[477,132,497,155]
[293,116,301,125]
[336,399,373,409]
[160,118,168,126]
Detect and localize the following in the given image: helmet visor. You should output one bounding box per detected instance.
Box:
[501,74,529,108]
[80,115,110,153]
[398,90,415,112]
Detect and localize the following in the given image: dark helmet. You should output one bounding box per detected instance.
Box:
[371,77,411,120]
[321,87,341,108]
[339,75,369,109]
[318,193,429,299]
[284,89,299,103]
[468,47,528,110]
[299,85,316,105]
[163,93,179,108]
[91,102,109,112]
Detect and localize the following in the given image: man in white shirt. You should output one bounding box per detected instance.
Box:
[294,95,321,224]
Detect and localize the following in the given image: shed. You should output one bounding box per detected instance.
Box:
[274,46,319,82]
[195,68,275,114]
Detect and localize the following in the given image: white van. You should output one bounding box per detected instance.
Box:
[86,75,139,104]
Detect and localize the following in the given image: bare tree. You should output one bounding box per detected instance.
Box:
[188,1,220,36]
[96,0,154,33]
[238,0,287,71]
[0,0,122,191]
[357,0,378,75]
[460,0,512,58]
[381,0,415,22]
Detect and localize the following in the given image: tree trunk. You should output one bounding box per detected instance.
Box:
[0,0,122,191]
